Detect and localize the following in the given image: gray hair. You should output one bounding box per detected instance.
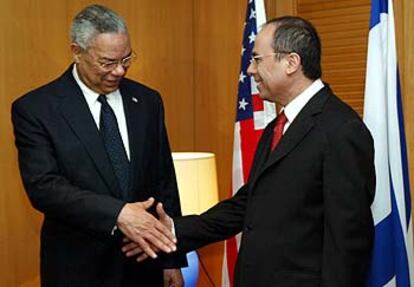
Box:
[70,4,128,50]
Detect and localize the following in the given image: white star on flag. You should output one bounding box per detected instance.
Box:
[239,72,246,83]
[238,98,249,110]
[248,31,256,43]
[249,9,256,19]
[241,46,246,56]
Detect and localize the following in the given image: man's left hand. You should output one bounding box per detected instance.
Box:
[163,269,184,287]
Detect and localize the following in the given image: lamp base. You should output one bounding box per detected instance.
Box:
[181,251,199,287]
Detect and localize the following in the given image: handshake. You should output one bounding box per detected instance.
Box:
[116,197,177,262]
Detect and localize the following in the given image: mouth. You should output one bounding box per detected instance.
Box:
[255,81,263,90]
[253,76,262,84]
[104,79,121,87]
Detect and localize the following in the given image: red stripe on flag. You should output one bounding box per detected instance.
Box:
[252,94,264,111]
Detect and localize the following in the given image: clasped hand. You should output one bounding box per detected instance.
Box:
[117,197,174,260]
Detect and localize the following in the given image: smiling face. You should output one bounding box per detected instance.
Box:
[247,25,290,105]
[72,32,132,94]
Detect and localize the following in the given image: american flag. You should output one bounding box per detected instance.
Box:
[221,0,275,286]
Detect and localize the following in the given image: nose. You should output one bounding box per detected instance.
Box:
[247,61,256,76]
[111,63,127,77]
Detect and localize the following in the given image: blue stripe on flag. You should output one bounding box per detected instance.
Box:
[396,68,412,228]
[365,174,411,287]
[236,0,256,122]
[370,0,388,28]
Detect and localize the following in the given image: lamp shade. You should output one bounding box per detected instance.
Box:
[172,152,219,215]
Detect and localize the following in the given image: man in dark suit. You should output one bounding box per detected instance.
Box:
[144,16,375,287]
[11,4,186,287]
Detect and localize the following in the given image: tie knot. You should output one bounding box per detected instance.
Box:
[275,111,288,126]
[98,94,111,112]
[98,94,108,105]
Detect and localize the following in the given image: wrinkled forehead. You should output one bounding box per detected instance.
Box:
[253,25,276,53]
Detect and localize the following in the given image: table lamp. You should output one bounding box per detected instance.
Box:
[172,152,219,287]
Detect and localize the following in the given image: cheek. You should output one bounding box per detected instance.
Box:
[95,71,111,82]
[257,65,274,85]
[83,66,102,80]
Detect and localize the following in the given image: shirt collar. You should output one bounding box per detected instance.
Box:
[282,79,324,124]
[72,64,120,105]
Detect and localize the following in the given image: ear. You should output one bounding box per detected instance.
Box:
[70,43,83,64]
[285,52,301,75]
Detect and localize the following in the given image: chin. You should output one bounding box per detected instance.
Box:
[258,93,272,103]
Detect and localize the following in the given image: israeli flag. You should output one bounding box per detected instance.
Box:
[364,0,414,286]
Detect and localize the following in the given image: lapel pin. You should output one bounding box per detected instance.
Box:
[132,97,138,103]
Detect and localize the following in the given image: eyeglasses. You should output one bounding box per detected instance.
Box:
[250,51,292,65]
[90,51,136,72]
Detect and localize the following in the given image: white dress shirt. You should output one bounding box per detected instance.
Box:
[281,79,324,134]
[72,65,130,160]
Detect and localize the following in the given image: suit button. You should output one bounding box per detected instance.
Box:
[244,224,253,232]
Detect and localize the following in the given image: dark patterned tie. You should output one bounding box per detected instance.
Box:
[271,111,288,151]
[98,94,129,198]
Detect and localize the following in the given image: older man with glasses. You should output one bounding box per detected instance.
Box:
[11,4,186,287]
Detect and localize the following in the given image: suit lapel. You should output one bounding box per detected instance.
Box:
[264,111,315,169]
[57,67,122,198]
[248,123,274,184]
[120,83,146,199]
[251,87,330,188]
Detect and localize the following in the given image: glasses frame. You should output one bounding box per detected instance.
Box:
[95,51,137,72]
[250,50,292,66]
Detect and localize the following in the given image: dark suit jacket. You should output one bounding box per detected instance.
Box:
[175,86,375,287]
[12,66,186,287]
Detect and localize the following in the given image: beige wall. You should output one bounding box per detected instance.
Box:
[1,0,413,286]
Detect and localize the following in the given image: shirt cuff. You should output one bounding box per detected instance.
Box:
[171,218,176,236]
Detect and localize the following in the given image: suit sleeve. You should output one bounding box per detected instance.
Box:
[173,183,248,253]
[11,100,125,235]
[322,118,375,286]
[172,122,272,254]
[153,97,188,268]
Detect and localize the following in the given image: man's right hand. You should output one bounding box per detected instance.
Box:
[116,197,177,259]
[122,202,175,262]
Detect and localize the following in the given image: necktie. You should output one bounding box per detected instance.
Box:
[271,111,288,151]
[98,94,129,198]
